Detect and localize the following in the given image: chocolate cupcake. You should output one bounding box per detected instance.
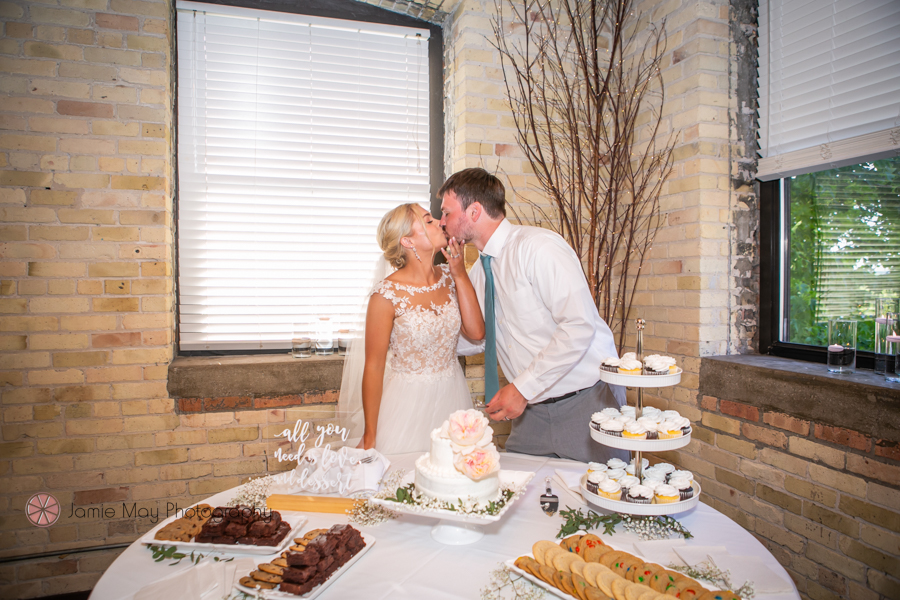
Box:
[669,477,694,500]
[625,484,654,504]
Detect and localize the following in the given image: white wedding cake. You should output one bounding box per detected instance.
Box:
[414,409,502,505]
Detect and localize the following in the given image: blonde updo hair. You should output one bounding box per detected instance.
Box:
[377,203,425,269]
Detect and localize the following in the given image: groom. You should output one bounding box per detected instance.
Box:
[440,168,629,463]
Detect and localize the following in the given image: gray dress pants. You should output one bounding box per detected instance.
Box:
[504,379,630,464]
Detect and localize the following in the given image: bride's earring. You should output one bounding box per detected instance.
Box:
[410,244,421,262]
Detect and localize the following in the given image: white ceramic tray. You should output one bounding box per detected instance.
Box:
[234,533,374,598]
[141,511,307,556]
[589,425,692,451]
[504,554,568,599]
[369,470,535,526]
[580,474,701,516]
[598,368,682,388]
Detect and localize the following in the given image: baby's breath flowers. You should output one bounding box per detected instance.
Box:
[346,500,398,526]
[227,475,274,510]
[669,561,755,599]
[480,564,546,600]
[620,514,693,541]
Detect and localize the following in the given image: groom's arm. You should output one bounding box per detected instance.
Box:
[509,236,601,402]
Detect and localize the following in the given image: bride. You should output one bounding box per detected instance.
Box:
[340,203,485,454]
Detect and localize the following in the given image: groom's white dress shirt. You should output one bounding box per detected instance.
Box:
[458,219,619,403]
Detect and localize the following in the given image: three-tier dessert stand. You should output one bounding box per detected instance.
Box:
[581,319,701,515]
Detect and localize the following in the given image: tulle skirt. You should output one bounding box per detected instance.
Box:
[374,362,473,455]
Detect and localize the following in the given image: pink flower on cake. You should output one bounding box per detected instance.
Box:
[447,409,490,447]
[454,446,500,480]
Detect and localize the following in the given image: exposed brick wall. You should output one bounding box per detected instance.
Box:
[654,396,900,599]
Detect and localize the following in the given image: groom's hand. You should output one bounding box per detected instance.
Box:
[485,384,527,421]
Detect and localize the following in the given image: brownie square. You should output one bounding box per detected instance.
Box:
[286,547,319,566]
[199,519,226,536]
[223,522,248,537]
[279,580,316,596]
[308,536,338,555]
[282,566,317,584]
[248,519,278,537]
[315,555,334,573]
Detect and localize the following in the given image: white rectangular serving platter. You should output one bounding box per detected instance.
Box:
[503,554,568,600]
[369,470,534,526]
[140,511,308,556]
[234,533,375,599]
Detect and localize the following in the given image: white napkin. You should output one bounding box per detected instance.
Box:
[710,554,794,594]
[674,545,728,568]
[271,447,389,497]
[553,469,586,504]
[133,556,256,600]
[633,538,687,566]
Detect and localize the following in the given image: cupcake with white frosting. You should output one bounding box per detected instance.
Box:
[600,419,624,437]
[587,462,608,475]
[625,484,654,504]
[597,478,622,501]
[669,477,694,500]
[654,484,680,504]
[606,468,626,481]
[590,412,609,431]
[606,458,628,470]
[618,475,641,493]
[600,356,621,373]
[617,358,642,375]
[586,471,607,494]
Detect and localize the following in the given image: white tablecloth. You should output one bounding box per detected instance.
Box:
[90,452,799,600]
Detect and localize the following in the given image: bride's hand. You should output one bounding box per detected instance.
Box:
[441,237,465,277]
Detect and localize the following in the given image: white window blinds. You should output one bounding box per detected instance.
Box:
[176,1,430,351]
[757,0,900,180]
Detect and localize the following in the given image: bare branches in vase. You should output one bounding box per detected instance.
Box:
[490,0,676,351]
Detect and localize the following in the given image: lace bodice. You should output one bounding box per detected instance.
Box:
[372,264,461,378]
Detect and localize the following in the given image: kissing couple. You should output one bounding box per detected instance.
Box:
[338,168,628,464]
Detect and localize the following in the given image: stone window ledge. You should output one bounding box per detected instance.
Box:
[699,354,900,441]
[168,354,344,413]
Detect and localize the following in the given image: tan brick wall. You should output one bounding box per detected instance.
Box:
[654,396,900,599]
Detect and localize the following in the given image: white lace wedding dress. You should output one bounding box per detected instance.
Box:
[369,264,473,454]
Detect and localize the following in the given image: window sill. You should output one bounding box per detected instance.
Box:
[168,353,344,413]
[699,354,900,441]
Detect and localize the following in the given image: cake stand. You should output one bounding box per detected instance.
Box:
[589,319,699,515]
[369,470,534,545]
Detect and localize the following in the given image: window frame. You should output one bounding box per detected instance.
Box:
[172,0,444,356]
[758,175,886,371]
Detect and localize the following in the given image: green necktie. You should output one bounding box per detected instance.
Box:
[481,254,500,404]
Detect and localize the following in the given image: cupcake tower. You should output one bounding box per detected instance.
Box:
[583,319,701,516]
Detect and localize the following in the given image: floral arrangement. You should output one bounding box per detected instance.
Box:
[444,409,501,480]
[226,475,274,510]
[373,469,522,517]
[557,507,692,541]
[669,561,755,599]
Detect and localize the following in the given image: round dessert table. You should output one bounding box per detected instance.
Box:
[90,452,799,600]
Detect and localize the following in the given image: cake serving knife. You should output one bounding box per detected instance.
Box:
[540,477,559,516]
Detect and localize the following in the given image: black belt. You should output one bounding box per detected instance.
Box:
[540,389,581,404]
